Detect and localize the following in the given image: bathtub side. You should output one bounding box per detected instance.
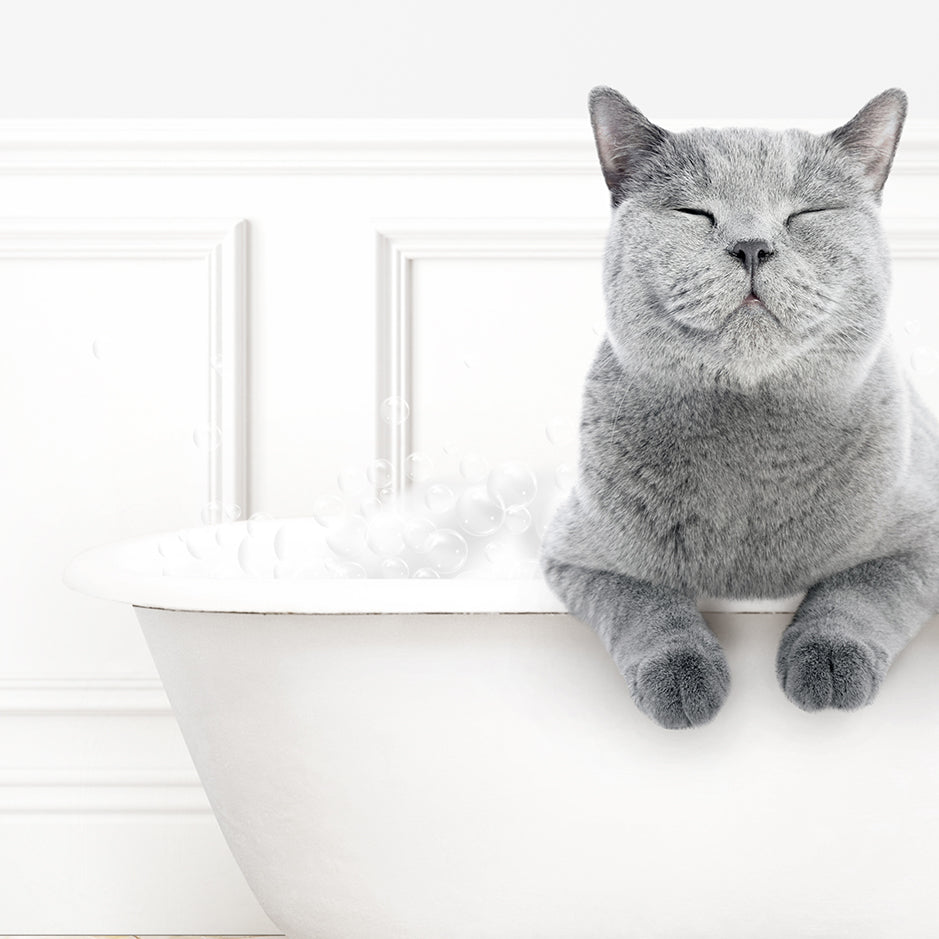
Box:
[135,605,939,939]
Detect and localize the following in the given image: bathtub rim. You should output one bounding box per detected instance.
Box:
[63,521,803,615]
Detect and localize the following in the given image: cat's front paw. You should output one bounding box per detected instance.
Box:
[777,628,888,712]
[629,642,730,730]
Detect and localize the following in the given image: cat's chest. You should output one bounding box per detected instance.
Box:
[580,384,892,590]
[602,422,812,533]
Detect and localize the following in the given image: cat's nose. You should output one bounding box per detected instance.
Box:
[727,239,775,276]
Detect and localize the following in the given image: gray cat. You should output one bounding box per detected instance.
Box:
[540,86,939,729]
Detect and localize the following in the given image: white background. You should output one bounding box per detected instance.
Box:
[0,0,937,932]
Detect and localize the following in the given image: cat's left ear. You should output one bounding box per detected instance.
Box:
[826,89,908,199]
[589,87,671,206]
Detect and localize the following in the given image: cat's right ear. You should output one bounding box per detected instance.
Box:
[588,87,669,206]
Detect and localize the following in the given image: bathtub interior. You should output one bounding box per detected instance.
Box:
[63,514,803,614]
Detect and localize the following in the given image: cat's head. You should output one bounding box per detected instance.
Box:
[589,86,907,391]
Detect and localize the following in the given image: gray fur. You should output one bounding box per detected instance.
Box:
[540,86,939,728]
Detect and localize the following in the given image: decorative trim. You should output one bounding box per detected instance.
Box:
[0,679,206,814]
[0,218,249,521]
[0,768,208,814]
[375,218,607,489]
[0,676,171,714]
[0,118,936,174]
[374,216,939,489]
[884,217,939,258]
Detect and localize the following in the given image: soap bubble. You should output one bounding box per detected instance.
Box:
[161,558,195,577]
[403,515,435,552]
[367,459,393,489]
[274,561,308,580]
[312,494,345,528]
[366,513,405,556]
[247,511,273,534]
[338,465,368,495]
[202,501,242,525]
[215,523,245,549]
[326,515,367,558]
[425,483,456,514]
[904,319,922,337]
[518,558,541,578]
[193,424,222,451]
[406,452,434,482]
[274,521,318,563]
[380,557,410,578]
[324,558,367,579]
[484,537,511,565]
[485,536,524,577]
[426,528,469,574]
[157,534,188,561]
[455,485,505,537]
[487,461,537,508]
[454,569,492,580]
[210,353,224,374]
[505,505,532,533]
[237,537,273,577]
[545,417,575,447]
[537,494,567,538]
[555,463,576,491]
[227,443,576,580]
[911,348,939,377]
[274,525,290,561]
[208,556,242,580]
[183,526,220,560]
[459,452,489,482]
[380,396,410,425]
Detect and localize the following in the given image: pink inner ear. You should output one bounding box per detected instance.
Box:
[864,114,902,185]
[834,98,905,195]
[872,117,900,154]
[597,123,617,160]
[593,117,635,191]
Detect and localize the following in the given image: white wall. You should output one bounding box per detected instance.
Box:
[1,0,938,932]
[1,0,937,122]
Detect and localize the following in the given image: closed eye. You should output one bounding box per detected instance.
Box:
[673,207,716,225]
[785,206,847,227]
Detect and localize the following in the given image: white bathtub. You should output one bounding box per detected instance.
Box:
[65,519,939,939]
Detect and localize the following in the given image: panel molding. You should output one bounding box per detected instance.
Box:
[0,118,936,174]
[885,217,939,258]
[0,217,248,521]
[374,216,939,488]
[375,218,607,489]
[0,767,208,814]
[0,678,204,815]
[0,675,170,714]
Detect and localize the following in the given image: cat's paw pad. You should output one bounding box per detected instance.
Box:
[630,643,730,729]
[777,630,887,712]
